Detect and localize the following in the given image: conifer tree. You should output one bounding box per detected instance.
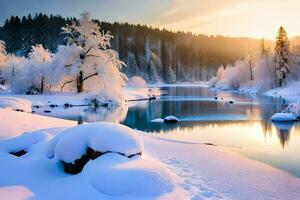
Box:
[274,26,290,87]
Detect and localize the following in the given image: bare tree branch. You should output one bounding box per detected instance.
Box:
[61,80,75,92]
[83,72,98,82]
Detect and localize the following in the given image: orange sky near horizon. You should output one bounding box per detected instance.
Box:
[150,0,300,39]
[2,0,300,39]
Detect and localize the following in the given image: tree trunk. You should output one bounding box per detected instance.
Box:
[40,76,44,94]
[77,71,84,93]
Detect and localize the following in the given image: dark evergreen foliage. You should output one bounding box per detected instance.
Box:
[0,13,263,82]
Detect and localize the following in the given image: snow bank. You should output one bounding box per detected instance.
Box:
[0,97,32,113]
[0,109,75,139]
[53,122,143,163]
[0,112,185,199]
[265,81,300,102]
[0,131,47,153]
[0,186,34,200]
[83,153,178,198]
[1,110,300,199]
[151,118,164,123]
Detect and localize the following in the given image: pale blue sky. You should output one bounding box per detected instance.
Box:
[1,0,300,38]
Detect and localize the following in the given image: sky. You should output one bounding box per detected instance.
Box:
[1,0,300,39]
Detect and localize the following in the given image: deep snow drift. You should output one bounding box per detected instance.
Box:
[0,114,185,199]
[1,110,300,199]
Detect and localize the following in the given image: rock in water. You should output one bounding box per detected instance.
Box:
[271,113,297,122]
[164,116,179,124]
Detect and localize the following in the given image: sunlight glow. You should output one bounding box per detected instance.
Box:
[151,0,300,39]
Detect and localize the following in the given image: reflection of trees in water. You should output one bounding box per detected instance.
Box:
[277,128,291,149]
[82,105,128,123]
[272,122,294,149]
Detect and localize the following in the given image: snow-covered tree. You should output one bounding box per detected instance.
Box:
[0,40,8,84]
[27,44,52,93]
[58,12,126,93]
[274,26,290,87]
[2,55,28,93]
[245,50,254,80]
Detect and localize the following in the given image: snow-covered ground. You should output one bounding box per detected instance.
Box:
[1,109,300,199]
[265,81,300,102]
[0,87,158,111]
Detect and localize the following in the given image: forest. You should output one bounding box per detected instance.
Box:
[0,13,270,83]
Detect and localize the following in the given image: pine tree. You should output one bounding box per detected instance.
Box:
[274,26,290,87]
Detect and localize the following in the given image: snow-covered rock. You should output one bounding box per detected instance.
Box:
[271,113,297,122]
[50,122,143,173]
[271,104,300,122]
[164,116,179,123]
[0,97,32,113]
[54,122,143,162]
[83,153,177,198]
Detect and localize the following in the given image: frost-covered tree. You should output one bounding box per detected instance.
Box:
[59,12,125,93]
[2,55,28,93]
[0,40,8,84]
[274,26,290,87]
[27,44,52,93]
[245,50,254,80]
[0,40,7,63]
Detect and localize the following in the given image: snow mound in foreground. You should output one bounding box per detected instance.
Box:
[83,153,177,198]
[0,97,32,113]
[271,113,297,122]
[0,122,184,199]
[53,122,143,163]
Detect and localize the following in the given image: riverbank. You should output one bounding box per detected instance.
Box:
[1,109,300,199]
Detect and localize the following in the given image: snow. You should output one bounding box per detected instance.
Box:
[265,81,300,102]
[0,109,75,139]
[83,153,182,198]
[271,113,297,122]
[53,122,143,163]
[0,97,32,113]
[0,110,184,199]
[2,110,300,199]
[0,85,160,110]
[0,186,34,200]
[163,116,179,123]
[271,103,300,122]
[151,118,164,123]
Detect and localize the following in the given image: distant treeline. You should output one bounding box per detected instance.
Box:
[0,13,268,82]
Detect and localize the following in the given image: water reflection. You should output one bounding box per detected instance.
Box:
[33,104,128,124]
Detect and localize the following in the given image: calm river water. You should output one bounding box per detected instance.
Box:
[35,86,300,177]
